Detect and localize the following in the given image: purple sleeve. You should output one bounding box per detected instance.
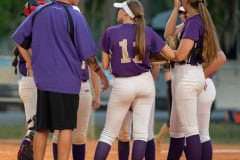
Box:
[74,14,97,60]
[99,30,110,54]
[11,16,33,46]
[181,20,202,41]
[150,29,166,53]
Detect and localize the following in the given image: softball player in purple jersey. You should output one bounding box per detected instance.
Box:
[155,6,187,152]
[94,1,175,160]
[167,0,221,160]
[11,0,109,159]
[52,61,100,160]
[11,1,51,159]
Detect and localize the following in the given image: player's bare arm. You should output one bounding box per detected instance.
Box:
[17,45,32,74]
[164,0,181,38]
[151,64,160,80]
[86,56,109,92]
[173,38,194,62]
[89,69,101,110]
[161,44,176,60]
[101,52,110,70]
[204,50,226,78]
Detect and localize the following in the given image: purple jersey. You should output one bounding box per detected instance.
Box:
[99,23,165,77]
[19,63,27,76]
[181,14,204,47]
[11,1,96,94]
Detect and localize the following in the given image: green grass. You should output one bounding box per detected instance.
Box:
[0,124,25,139]
[0,122,239,145]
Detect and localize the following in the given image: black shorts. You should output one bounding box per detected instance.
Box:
[36,89,79,132]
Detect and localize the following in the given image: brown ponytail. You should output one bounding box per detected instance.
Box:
[12,46,20,75]
[189,0,219,64]
[127,0,145,60]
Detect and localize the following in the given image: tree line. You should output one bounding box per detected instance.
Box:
[0,0,239,58]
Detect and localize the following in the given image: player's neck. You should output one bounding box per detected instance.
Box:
[122,18,134,24]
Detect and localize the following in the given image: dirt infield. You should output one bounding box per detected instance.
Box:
[1,139,240,160]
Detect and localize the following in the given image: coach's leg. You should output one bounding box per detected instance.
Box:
[33,129,49,160]
[58,129,72,160]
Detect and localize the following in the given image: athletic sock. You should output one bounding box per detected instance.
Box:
[167,137,185,160]
[94,141,111,160]
[52,143,58,160]
[72,144,85,160]
[201,141,212,160]
[145,139,155,160]
[132,140,147,160]
[184,134,201,160]
[118,141,130,160]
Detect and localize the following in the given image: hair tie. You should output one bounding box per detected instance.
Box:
[134,15,143,20]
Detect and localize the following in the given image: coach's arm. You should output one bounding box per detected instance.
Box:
[86,56,109,92]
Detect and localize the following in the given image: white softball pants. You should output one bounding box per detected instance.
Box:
[170,64,205,138]
[18,76,37,132]
[197,78,216,143]
[99,71,155,145]
[118,102,155,142]
[53,81,92,144]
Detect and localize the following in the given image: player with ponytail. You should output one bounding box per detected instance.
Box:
[94,0,175,159]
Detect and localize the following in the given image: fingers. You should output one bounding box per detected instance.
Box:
[92,99,100,110]
[101,81,109,92]
[174,0,181,8]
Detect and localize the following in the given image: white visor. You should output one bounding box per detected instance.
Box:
[179,6,185,12]
[113,2,135,19]
[72,6,81,13]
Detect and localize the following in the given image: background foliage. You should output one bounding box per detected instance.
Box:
[0,0,239,58]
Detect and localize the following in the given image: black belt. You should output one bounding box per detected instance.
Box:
[82,80,87,82]
[170,61,201,68]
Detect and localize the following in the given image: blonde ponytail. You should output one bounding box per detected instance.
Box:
[198,1,219,64]
[127,0,146,60]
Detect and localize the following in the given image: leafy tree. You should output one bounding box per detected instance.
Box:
[0,0,239,58]
[207,0,239,59]
[0,0,25,37]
